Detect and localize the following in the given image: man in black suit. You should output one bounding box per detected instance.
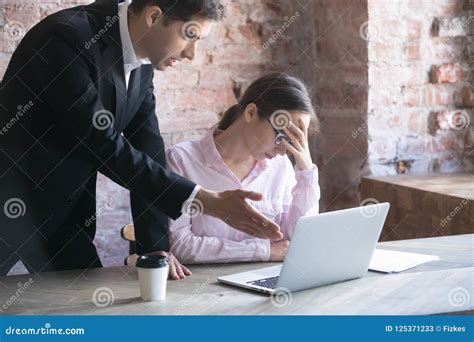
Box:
[0,0,282,278]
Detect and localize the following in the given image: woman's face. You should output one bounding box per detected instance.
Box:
[241,104,311,161]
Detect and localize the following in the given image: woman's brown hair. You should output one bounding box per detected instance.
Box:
[217,73,319,132]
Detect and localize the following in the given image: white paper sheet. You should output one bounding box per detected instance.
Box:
[369,249,440,273]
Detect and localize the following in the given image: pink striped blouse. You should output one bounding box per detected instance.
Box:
[166,129,320,264]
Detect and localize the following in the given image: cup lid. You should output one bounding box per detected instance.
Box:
[136,255,168,269]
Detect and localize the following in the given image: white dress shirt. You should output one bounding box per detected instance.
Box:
[118,1,151,89]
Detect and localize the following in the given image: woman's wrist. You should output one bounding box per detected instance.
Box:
[295,158,313,171]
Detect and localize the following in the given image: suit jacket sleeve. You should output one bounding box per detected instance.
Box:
[34,28,196,221]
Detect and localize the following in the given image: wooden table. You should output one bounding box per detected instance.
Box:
[0,235,472,315]
[361,173,474,241]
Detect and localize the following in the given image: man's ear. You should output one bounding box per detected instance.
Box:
[244,103,258,123]
[145,6,163,28]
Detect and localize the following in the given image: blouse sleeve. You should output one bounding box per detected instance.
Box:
[277,158,320,240]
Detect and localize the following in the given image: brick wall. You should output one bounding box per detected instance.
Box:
[367,0,474,175]
[279,0,371,212]
[1,0,472,274]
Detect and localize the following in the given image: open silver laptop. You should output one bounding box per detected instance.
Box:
[218,203,390,294]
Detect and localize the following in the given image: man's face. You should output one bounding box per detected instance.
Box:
[135,6,214,71]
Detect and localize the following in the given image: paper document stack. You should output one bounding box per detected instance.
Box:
[369,249,440,273]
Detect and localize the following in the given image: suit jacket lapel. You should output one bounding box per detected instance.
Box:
[100,4,127,131]
[94,0,138,132]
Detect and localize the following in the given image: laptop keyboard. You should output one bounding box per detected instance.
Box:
[247,276,279,289]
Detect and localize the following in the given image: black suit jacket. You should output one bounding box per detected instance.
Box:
[0,0,195,255]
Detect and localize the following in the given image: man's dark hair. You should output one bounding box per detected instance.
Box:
[130,0,225,22]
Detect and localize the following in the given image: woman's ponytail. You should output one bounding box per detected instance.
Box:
[217,104,241,130]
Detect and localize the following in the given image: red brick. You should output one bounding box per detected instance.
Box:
[368,134,398,162]
[429,109,472,133]
[226,22,262,45]
[426,84,464,106]
[402,43,421,60]
[5,4,41,26]
[221,2,246,26]
[173,87,236,113]
[248,1,282,23]
[387,115,402,128]
[370,42,420,61]
[369,88,401,108]
[0,52,11,79]
[399,137,429,157]
[401,86,425,107]
[211,43,271,65]
[368,0,399,16]
[161,109,220,134]
[432,136,459,153]
[428,40,470,61]
[424,0,464,16]
[435,17,472,38]
[154,64,199,90]
[375,18,422,40]
[431,63,469,83]
[408,110,429,135]
[457,86,474,107]
[463,0,474,10]
[0,35,17,53]
[370,63,429,87]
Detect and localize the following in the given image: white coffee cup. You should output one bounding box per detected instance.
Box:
[136,255,169,301]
